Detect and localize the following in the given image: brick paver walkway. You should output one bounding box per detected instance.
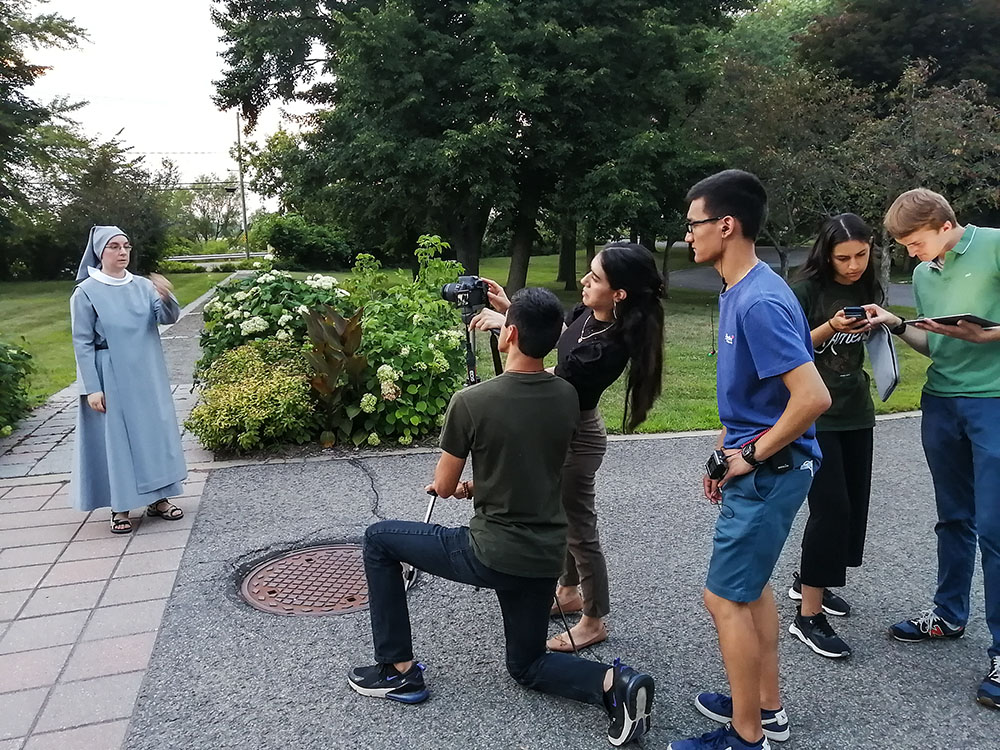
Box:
[0,297,217,749]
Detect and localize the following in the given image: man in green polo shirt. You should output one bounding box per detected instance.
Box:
[867,188,1000,710]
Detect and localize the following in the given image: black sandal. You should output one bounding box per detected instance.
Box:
[147,499,184,520]
[110,512,133,534]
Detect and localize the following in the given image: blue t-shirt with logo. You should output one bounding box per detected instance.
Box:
[716,261,821,462]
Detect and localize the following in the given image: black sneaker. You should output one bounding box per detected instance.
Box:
[347,662,429,704]
[605,658,654,746]
[787,572,851,617]
[789,612,851,659]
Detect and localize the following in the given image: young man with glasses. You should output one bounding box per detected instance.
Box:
[347,287,655,746]
[667,170,831,750]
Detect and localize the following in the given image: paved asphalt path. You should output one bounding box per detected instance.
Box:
[124,416,993,750]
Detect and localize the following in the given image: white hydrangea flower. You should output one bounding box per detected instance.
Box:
[381,381,401,401]
[277,314,293,326]
[275,329,290,340]
[252,262,261,269]
[263,253,275,261]
[376,364,397,383]
[233,291,249,302]
[360,393,377,413]
[367,432,380,447]
[398,434,413,446]
[400,346,410,356]
[297,304,309,315]
[239,316,269,336]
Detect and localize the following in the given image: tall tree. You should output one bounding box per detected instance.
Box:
[213,1,744,286]
[797,0,1000,99]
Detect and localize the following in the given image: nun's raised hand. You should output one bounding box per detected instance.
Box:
[149,273,173,301]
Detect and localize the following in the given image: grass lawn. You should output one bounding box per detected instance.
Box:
[0,273,229,402]
[3,244,926,432]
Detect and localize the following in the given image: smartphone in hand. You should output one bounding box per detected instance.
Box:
[843,306,866,320]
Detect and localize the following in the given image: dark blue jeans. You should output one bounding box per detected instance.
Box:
[363,520,609,705]
[922,394,1000,656]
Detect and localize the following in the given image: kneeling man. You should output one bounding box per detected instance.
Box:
[348,287,654,747]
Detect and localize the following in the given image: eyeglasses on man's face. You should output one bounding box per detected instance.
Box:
[685,216,724,234]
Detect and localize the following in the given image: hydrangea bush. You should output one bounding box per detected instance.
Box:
[190,236,469,451]
[199,266,352,371]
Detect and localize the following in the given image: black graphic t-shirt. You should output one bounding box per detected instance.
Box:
[790,278,875,431]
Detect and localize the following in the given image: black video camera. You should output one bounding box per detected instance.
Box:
[441,276,489,311]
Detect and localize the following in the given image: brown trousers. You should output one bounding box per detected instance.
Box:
[559,408,610,618]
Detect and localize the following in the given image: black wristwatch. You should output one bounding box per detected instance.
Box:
[889,319,908,336]
[741,441,762,468]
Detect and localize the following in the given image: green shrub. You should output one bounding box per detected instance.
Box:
[198,267,352,372]
[185,339,314,452]
[266,215,353,270]
[338,236,465,446]
[0,341,33,437]
[217,262,238,272]
[157,260,207,274]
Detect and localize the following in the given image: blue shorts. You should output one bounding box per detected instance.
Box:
[706,452,816,603]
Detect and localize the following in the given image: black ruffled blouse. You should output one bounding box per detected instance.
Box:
[554,304,629,411]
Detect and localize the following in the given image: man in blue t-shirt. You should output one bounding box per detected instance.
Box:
[667,171,831,750]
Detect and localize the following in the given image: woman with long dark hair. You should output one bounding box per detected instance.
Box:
[787,213,884,658]
[471,242,664,651]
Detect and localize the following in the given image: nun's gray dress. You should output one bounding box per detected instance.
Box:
[70,271,187,512]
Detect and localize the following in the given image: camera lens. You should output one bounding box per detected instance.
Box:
[441,282,459,303]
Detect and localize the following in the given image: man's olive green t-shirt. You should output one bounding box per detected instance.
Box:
[439,372,580,578]
[913,225,1000,398]
[790,278,876,431]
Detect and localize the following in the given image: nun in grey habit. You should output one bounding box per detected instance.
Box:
[70,226,187,534]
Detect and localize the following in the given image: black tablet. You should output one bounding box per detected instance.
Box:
[904,313,1000,329]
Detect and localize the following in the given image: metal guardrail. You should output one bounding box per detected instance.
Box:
[165,252,267,262]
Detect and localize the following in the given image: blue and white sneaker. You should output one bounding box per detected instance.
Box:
[668,724,770,750]
[347,662,429,703]
[605,658,655,746]
[889,609,965,642]
[977,657,1000,709]
[695,692,789,742]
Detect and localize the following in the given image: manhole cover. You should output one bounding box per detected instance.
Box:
[239,544,369,616]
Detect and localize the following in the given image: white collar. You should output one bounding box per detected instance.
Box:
[87,266,133,286]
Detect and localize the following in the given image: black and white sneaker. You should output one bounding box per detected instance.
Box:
[605,658,654,746]
[347,662,429,704]
[787,572,851,617]
[789,612,851,659]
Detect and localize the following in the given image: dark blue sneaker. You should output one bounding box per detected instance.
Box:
[668,724,770,750]
[694,692,789,742]
[605,658,654,746]
[788,572,850,617]
[889,610,965,642]
[977,657,1000,709]
[347,662,429,703]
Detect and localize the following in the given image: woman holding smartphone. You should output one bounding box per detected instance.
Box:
[787,213,884,659]
[470,243,664,651]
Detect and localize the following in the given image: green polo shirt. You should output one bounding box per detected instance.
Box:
[913,225,1000,398]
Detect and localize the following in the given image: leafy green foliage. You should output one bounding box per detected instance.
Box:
[199,265,352,372]
[184,339,314,453]
[265,214,353,270]
[0,338,33,436]
[798,0,1000,100]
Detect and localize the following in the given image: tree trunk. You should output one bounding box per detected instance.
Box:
[630,225,639,244]
[763,228,790,279]
[447,204,490,276]
[660,238,671,299]
[505,185,541,293]
[557,214,577,291]
[878,227,893,298]
[585,223,596,265]
[639,231,655,254]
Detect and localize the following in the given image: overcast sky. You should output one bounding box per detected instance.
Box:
[27,0,304,200]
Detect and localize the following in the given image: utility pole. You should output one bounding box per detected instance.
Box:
[236,111,250,259]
